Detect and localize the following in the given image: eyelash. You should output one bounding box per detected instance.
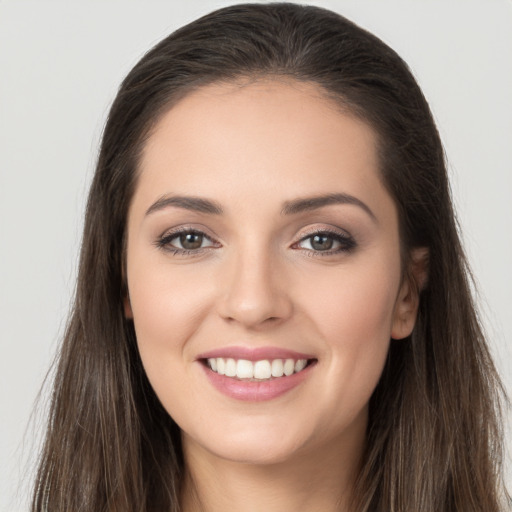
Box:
[156,227,356,256]
[293,228,356,256]
[155,227,219,256]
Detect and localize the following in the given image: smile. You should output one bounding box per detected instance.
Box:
[206,357,310,380]
[197,347,317,401]
[198,348,317,401]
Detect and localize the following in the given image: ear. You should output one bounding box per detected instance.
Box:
[124,294,133,319]
[391,247,429,340]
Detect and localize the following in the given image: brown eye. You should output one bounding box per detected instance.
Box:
[179,232,204,250]
[296,230,356,254]
[157,229,218,253]
[310,234,334,251]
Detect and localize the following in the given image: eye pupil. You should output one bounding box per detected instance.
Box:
[311,234,333,251]
[180,232,203,250]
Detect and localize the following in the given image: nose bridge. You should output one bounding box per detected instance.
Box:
[218,237,292,327]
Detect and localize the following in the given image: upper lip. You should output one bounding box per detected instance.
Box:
[196,346,316,362]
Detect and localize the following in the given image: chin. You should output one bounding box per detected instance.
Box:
[210,442,303,466]
[184,422,310,466]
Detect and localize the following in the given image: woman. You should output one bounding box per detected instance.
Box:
[31,3,508,511]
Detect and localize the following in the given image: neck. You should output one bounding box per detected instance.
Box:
[180,425,365,512]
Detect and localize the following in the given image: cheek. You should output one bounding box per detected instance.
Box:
[126,256,216,363]
[294,255,400,407]
[126,256,222,421]
[298,257,399,344]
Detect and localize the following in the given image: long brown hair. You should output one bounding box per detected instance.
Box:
[32,3,508,511]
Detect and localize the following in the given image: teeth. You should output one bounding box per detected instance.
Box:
[271,359,284,377]
[254,360,271,379]
[295,359,307,372]
[216,357,225,375]
[207,357,309,380]
[225,358,237,377]
[236,359,254,379]
[284,358,295,376]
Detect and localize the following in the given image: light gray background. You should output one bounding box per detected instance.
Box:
[1,1,511,510]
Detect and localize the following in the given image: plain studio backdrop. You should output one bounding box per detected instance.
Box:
[0,1,511,510]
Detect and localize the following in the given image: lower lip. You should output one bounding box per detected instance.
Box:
[200,361,316,402]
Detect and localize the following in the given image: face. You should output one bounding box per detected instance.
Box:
[124,80,418,467]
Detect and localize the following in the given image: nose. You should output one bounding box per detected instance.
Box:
[217,245,293,329]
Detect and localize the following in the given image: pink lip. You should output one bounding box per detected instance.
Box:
[197,346,317,402]
[197,346,315,362]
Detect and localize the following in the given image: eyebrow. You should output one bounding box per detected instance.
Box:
[145,192,376,222]
[145,195,224,216]
[281,193,377,222]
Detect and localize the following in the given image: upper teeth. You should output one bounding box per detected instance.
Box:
[207,358,308,380]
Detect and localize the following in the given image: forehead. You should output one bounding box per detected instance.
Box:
[143,78,377,162]
[133,79,393,223]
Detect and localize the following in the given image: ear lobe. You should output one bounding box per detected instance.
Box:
[124,295,133,319]
[391,247,429,340]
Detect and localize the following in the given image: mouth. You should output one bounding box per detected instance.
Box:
[197,347,317,401]
[202,357,316,381]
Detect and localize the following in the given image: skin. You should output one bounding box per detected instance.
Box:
[124,79,421,511]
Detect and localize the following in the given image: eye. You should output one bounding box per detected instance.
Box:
[295,230,356,254]
[157,229,219,254]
